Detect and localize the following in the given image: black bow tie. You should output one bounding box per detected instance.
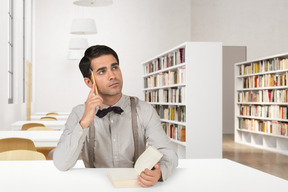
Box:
[96,106,124,118]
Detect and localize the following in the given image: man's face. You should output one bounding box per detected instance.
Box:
[90,54,123,98]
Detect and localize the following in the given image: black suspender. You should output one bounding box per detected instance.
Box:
[88,119,95,168]
[130,97,139,164]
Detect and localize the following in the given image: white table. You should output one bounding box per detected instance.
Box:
[34,112,70,116]
[0,159,287,192]
[30,115,69,121]
[10,120,66,130]
[0,131,62,147]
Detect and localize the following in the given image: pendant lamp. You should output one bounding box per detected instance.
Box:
[70,18,97,35]
[67,50,85,60]
[73,0,113,7]
[69,38,89,50]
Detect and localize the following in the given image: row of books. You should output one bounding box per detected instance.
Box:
[144,48,185,74]
[162,122,186,142]
[240,105,288,120]
[239,58,288,75]
[238,89,288,103]
[145,87,185,103]
[242,73,288,88]
[239,118,288,136]
[154,105,186,122]
[144,67,186,88]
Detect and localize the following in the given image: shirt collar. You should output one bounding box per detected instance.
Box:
[102,94,126,109]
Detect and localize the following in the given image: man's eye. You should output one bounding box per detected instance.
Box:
[99,71,105,75]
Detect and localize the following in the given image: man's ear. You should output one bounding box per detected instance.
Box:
[84,77,93,88]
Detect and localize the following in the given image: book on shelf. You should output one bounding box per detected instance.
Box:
[178,48,185,64]
[238,89,288,103]
[168,71,175,85]
[144,67,186,89]
[154,105,186,122]
[108,146,163,188]
[239,118,288,136]
[239,104,288,120]
[144,48,186,75]
[145,87,186,103]
[168,52,174,67]
[239,58,288,76]
[263,89,288,103]
[161,122,186,142]
[241,72,288,88]
[170,106,175,121]
[177,66,186,84]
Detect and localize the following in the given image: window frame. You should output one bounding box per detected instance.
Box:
[8,0,14,104]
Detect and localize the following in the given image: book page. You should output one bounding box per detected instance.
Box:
[108,168,139,188]
[134,146,163,175]
[108,168,138,181]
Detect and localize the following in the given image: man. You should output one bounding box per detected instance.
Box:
[53,45,178,187]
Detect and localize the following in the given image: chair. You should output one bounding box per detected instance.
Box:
[46,112,58,116]
[0,150,46,160]
[27,127,58,131]
[37,147,55,160]
[25,127,58,159]
[40,116,57,121]
[0,137,37,153]
[22,123,45,131]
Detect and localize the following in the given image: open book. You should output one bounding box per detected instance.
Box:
[108,146,163,188]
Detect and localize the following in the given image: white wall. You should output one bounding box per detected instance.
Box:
[190,0,288,60]
[33,0,191,113]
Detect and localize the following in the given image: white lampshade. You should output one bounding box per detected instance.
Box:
[73,0,113,7]
[69,38,89,50]
[67,50,85,60]
[70,18,97,35]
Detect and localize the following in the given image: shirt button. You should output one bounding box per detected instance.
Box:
[113,138,116,142]
[111,120,114,124]
[114,155,118,159]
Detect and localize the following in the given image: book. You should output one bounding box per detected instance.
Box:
[107,146,163,188]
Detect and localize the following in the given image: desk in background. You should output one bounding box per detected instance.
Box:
[0,159,287,192]
[10,120,66,131]
[34,112,70,116]
[0,131,62,147]
[30,115,69,121]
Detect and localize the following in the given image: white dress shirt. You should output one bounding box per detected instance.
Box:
[53,94,178,181]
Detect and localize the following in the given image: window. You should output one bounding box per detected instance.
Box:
[23,0,26,103]
[8,0,14,104]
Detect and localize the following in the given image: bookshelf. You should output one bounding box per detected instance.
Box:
[142,42,222,159]
[235,53,288,155]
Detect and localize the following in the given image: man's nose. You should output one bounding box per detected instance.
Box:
[107,70,115,80]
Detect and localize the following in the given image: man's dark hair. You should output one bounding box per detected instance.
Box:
[79,45,119,79]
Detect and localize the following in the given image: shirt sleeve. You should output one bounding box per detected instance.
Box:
[139,101,179,181]
[53,105,89,171]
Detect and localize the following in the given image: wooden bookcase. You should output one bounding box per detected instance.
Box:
[235,53,288,155]
[142,42,222,159]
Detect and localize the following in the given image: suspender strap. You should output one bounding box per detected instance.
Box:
[88,97,139,167]
[88,120,95,168]
[130,97,139,164]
